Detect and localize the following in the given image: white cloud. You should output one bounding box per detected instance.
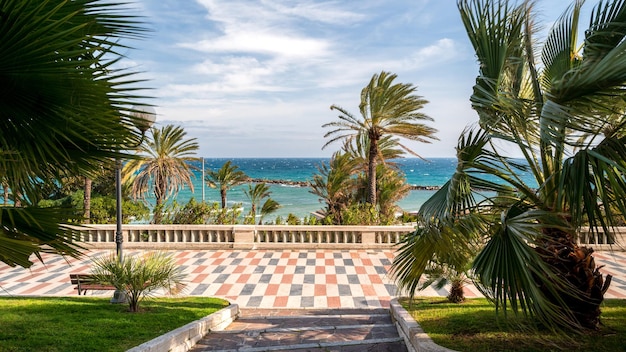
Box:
[126,0,484,157]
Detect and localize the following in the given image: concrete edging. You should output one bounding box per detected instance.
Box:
[126,303,240,352]
[389,298,458,352]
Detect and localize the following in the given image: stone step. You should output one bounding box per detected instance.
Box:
[190,309,408,352]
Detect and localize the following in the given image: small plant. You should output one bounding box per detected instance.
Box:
[90,251,187,312]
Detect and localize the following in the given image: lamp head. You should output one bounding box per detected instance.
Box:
[131,105,156,134]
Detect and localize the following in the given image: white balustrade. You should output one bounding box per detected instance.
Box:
[65,224,624,250]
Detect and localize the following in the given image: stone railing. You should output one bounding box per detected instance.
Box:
[68,224,625,251]
[577,228,626,251]
[70,224,416,250]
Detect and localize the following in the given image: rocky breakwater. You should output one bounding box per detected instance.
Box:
[246,178,441,190]
[246,178,310,187]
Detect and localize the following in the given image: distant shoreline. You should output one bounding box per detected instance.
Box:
[245,178,442,191]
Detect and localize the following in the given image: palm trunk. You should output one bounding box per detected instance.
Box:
[2,183,8,206]
[153,197,163,224]
[536,230,611,329]
[220,189,227,209]
[447,279,465,303]
[367,138,378,206]
[83,177,92,223]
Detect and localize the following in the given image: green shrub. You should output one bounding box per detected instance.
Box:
[90,251,187,312]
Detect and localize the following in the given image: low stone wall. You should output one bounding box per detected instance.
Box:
[126,303,239,352]
[389,298,457,352]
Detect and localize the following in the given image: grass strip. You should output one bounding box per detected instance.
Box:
[0,296,229,352]
[401,297,626,352]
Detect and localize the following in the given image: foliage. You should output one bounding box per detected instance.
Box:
[286,213,301,225]
[38,191,149,224]
[258,198,281,224]
[401,298,626,352]
[0,0,150,267]
[205,161,248,209]
[393,0,626,332]
[90,251,187,312]
[0,296,228,352]
[124,125,199,224]
[309,152,359,224]
[88,195,150,224]
[164,198,216,224]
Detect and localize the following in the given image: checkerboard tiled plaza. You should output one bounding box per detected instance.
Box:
[1,249,625,308]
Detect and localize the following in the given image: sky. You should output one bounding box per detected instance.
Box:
[122,0,573,158]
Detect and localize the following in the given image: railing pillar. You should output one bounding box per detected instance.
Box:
[233,225,256,249]
[362,231,376,245]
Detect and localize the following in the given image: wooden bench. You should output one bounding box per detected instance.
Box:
[69,274,116,295]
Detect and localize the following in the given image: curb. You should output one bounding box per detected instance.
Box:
[389,298,458,352]
[127,303,240,352]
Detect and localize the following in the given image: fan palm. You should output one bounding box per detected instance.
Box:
[324,71,438,206]
[205,161,248,209]
[393,0,625,331]
[124,125,199,224]
[0,0,149,267]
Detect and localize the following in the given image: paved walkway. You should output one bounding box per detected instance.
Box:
[1,249,625,306]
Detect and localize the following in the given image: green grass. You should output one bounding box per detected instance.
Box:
[0,296,230,352]
[401,297,626,352]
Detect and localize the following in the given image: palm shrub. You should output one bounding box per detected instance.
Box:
[90,252,187,312]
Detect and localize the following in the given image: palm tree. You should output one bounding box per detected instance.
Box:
[244,183,271,224]
[206,161,248,209]
[323,71,438,206]
[393,0,625,331]
[309,152,359,224]
[0,0,149,268]
[259,198,281,225]
[124,125,199,224]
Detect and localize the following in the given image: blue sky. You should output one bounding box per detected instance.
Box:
[123,0,571,158]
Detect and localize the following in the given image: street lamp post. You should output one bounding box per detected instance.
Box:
[111,106,156,304]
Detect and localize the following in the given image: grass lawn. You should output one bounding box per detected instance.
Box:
[0,296,229,352]
[401,297,626,352]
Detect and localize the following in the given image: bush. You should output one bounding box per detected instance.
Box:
[90,251,187,312]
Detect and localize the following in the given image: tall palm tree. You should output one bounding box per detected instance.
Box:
[324,71,438,206]
[393,0,625,331]
[124,125,199,224]
[0,0,149,268]
[244,183,271,224]
[206,161,248,209]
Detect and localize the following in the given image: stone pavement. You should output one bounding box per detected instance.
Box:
[1,249,625,306]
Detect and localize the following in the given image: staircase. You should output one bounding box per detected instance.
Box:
[190,308,408,352]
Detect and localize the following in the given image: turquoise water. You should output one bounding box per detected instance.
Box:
[168,158,455,219]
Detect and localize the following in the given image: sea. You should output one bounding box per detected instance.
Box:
[170,157,458,220]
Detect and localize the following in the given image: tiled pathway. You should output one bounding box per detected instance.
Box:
[1,249,625,308]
